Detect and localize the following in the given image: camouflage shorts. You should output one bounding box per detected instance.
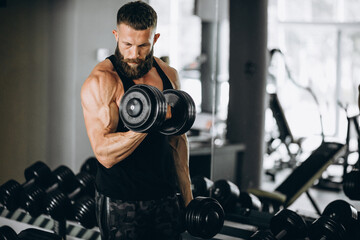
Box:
[95,190,183,240]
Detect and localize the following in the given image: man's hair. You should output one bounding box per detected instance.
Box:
[117,1,157,30]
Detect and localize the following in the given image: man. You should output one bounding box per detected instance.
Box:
[81,1,193,239]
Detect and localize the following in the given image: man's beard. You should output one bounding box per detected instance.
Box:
[114,45,154,80]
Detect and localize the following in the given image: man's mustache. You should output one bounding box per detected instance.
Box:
[123,58,143,64]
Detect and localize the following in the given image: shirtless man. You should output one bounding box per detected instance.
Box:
[81,1,193,239]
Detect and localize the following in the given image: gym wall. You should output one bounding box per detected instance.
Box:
[0,0,130,184]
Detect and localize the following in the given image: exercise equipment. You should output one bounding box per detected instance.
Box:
[184,196,224,239]
[80,156,98,177]
[43,171,96,229]
[119,84,196,135]
[19,165,79,218]
[249,208,308,240]
[321,200,360,240]
[308,216,346,240]
[211,179,240,212]
[210,179,262,212]
[191,176,214,198]
[343,168,360,200]
[0,162,54,212]
[248,141,346,215]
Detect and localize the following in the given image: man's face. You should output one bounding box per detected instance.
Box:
[113,24,160,79]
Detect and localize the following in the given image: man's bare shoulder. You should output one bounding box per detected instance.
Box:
[81,59,122,104]
[155,57,180,89]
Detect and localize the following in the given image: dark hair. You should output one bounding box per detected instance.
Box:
[117,1,157,30]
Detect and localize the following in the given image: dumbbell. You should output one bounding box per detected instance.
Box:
[249,208,308,240]
[343,168,360,200]
[191,176,214,198]
[18,165,82,218]
[119,84,196,135]
[210,179,262,212]
[80,156,98,177]
[308,216,346,240]
[180,196,224,239]
[42,171,96,229]
[0,161,54,212]
[0,226,62,240]
[308,199,360,240]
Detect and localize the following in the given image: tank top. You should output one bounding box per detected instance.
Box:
[95,55,178,200]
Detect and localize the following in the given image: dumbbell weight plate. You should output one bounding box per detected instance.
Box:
[322,199,359,239]
[119,84,167,132]
[211,179,240,212]
[270,209,308,239]
[191,176,214,198]
[185,197,224,239]
[24,161,54,190]
[343,169,360,200]
[160,89,196,135]
[80,157,98,177]
[72,195,97,229]
[309,215,346,240]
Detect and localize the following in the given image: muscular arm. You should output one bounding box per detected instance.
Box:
[81,70,147,169]
[169,134,193,206]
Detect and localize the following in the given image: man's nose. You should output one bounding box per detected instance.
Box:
[129,46,140,59]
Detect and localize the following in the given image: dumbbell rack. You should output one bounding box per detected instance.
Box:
[0,206,100,240]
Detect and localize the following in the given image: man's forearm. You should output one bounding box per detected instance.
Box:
[169,134,193,206]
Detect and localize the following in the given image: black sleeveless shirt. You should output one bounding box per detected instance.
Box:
[95,55,178,200]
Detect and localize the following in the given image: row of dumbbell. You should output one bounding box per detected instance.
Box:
[0,159,227,239]
[191,176,269,213]
[249,199,360,240]
[0,225,62,240]
[0,158,98,229]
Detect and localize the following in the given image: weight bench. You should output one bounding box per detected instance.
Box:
[248,141,346,215]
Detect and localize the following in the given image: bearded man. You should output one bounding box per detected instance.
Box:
[81,1,193,239]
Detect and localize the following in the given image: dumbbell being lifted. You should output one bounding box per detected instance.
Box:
[119,84,196,135]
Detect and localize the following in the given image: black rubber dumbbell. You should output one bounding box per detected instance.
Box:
[42,171,96,229]
[80,156,98,177]
[249,208,308,240]
[210,179,240,212]
[210,179,262,212]
[0,161,54,212]
[19,165,80,218]
[308,199,360,240]
[343,169,360,200]
[119,84,196,135]
[308,215,347,240]
[191,176,214,198]
[183,196,225,239]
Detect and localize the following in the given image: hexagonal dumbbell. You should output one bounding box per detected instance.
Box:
[119,84,196,135]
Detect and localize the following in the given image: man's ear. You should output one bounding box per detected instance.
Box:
[112,29,118,41]
[153,33,160,44]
